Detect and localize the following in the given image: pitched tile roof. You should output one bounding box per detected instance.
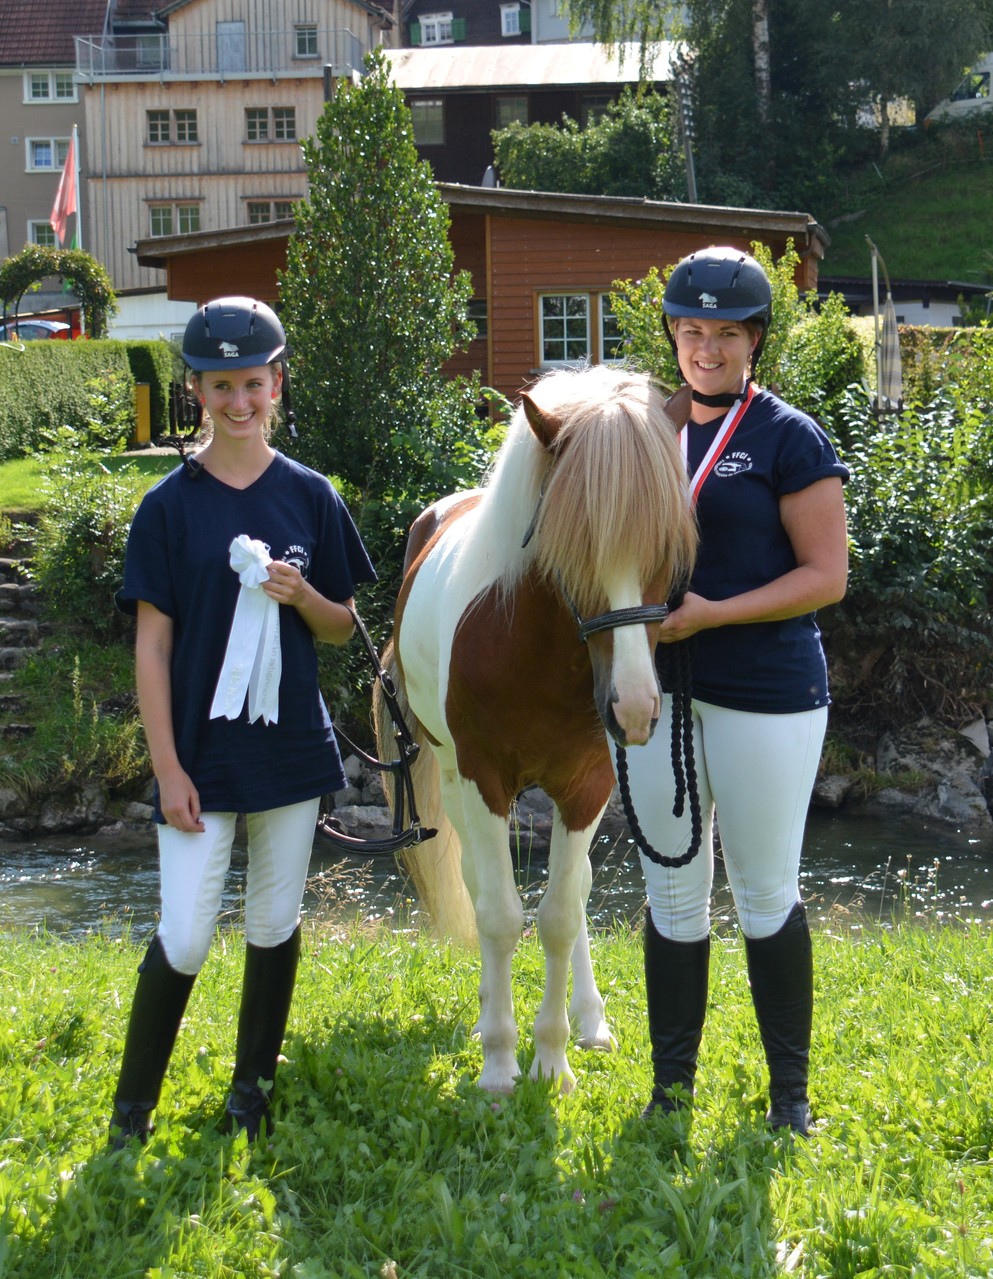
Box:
[0,0,110,65]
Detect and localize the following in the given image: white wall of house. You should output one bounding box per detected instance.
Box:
[109,291,197,342]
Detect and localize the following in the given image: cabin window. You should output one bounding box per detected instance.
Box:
[148,110,171,143]
[26,137,70,171]
[581,94,614,126]
[600,297,623,361]
[495,95,528,128]
[467,299,488,340]
[411,98,445,145]
[540,295,590,365]
[175,110,199,143]
[247,200,297,224]
[148,110,198,145]
[295,24,319,58]
[25,71,76,103]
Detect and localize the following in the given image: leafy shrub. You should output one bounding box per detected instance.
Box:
[777,291,866,434]
[827,386,993,734]
[22,428,144,638]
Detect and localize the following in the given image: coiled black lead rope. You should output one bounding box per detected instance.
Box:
[615,635,703,868]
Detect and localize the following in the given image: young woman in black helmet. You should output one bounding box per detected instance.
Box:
[625,248,849,1135]
[109,296,375,1147]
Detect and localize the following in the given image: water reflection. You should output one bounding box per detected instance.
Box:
[0,809,990,939]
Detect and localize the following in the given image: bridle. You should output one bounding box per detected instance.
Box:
[524,496,703,869]
[316,606,437,856]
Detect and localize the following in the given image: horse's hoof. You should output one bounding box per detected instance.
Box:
[575,1024,617,1053]
[529,1058,577,1093]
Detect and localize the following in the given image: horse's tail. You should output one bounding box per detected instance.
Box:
[372,641,477,947]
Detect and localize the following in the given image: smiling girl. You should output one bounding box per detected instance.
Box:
[109,297,376,1148]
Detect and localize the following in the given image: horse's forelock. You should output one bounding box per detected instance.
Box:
[532,369,696,615]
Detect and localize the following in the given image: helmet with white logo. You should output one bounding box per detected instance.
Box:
[662,247,772,372]
[182,296,286,371]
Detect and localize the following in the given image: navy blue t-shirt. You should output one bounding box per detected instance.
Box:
[117,452,376,819]
[681,389,849,713]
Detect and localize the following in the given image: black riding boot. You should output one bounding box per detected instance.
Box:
[744,902,813,1136]
[109,935,196,1149]
[642,909,710,1117]
[226,926,301,1139]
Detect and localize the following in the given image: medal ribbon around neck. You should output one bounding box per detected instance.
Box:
[680,382,755,506]
[210,534,282,726]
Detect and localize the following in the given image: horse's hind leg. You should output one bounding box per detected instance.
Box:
[452,777,525,1095]
[531,816,606,1091]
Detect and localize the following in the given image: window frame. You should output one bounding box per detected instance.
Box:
[24,71,77,103]
[500,3,521,36]
[29,220,58,248]
[420,12,454,44]
[537,293,621,367]
[410,97,445,146]
[247,200,297,224]
[294,24,319,58]
[149,202,201,237]
[246,107,297,143]
[26,137,70,171]
[495,94,528,129]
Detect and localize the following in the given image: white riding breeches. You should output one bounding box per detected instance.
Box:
[156,797,320,975]
[618,699,827,942]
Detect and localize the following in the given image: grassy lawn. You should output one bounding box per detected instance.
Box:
[0,918,990,1277]
[0,451,179,519]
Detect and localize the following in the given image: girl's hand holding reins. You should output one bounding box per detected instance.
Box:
[658,591,715,643]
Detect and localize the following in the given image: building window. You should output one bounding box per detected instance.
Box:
[419,12,453,44]
[148,110,198,144]
[410,98,444,145]
[25,71,77,102]
[246,107,297,142]
[175,110,199,143]
[501,4,521,36]
[600,297,623,361]
[150,203,201,237]
[26,137,70,171]
[581,94,614,126]
[247,200,297,224]
[467,298,488,340]
[541,294,590,365]
[495,95,527,128]
[29,221,58,248]
[136,35,163,69]
[295,24,319,57]
[148,110,171,143]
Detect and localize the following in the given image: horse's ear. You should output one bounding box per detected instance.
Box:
[521,393,560,450]
[663,384,693,431]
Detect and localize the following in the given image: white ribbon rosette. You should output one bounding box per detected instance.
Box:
[209,534,282,725]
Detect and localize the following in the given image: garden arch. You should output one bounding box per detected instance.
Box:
[0,245,117,338]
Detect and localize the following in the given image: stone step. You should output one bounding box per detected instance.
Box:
[0,647,33,672]
[0,582,40,616]
[1,723,34,739]
[0,691,24,714]
[0,557,29,585]
[0,618,40,648]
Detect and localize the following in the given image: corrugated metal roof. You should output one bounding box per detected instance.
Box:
[384,41,674,91]
[0,0,108,64]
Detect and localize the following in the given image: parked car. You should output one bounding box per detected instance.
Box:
[0,319,71,341]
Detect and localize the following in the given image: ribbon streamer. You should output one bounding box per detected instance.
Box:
[209,534,282,725]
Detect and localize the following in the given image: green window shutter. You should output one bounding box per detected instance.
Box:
[410,22,422,44]
[519,8,530,33]
[452,17,466,39]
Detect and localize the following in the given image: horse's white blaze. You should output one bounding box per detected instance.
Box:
[605,570,661,746]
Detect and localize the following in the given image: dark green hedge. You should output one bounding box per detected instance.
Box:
[0,338,175,460]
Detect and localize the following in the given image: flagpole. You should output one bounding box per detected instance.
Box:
[72,124,83,252]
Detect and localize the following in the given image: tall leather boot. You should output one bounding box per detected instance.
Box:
[226,926,301,1139]
[109,935,196,1149]
[744,902,813,1136]
[643,909,710,1117]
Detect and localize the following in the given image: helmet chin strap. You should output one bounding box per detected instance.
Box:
[689,374,753,410]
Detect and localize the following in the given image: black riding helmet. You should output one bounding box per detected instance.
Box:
[182,295,297,438]
[662,248,773,404]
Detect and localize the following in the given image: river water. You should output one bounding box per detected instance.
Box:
[1,809,990,939]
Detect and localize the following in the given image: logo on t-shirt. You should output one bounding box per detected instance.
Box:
[281,544,311,578]
[714,452,752,477]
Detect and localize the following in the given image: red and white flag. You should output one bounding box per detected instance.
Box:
[49,130,77,247]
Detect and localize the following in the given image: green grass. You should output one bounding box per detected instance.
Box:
[820,126,993,282]
[1,917,991,1277]
[0,452,179,518]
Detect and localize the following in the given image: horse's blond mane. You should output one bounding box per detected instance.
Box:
[456,365,697,616]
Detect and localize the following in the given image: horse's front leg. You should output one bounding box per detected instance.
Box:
[531,814,604,1091]
[570,894,617,1054]
[454,779,525,1095]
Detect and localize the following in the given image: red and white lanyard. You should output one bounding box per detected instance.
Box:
[679,383,754,506]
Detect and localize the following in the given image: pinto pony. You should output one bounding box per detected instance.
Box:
[374,365,696,1094]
